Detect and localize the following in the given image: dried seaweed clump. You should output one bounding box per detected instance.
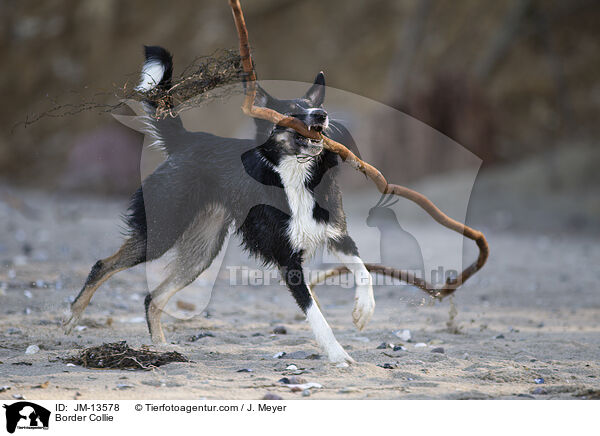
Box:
[64,341,189,370]
[134,48,244,118]
[19,49,244,128]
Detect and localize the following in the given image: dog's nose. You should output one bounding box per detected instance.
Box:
[311,109,328,123]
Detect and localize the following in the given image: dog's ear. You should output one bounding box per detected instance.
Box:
[304,71,326,106]
[254,84,275,108]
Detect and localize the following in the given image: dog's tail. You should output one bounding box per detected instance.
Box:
[136,45,173,93]
[136,45,185,154]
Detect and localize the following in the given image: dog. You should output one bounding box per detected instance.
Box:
[64,46,374,364]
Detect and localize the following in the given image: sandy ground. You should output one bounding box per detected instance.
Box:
[1,160,599,400]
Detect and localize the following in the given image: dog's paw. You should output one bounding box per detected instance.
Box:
[328,346,355,365]
[62,312,80,335]
[352,287,375,331]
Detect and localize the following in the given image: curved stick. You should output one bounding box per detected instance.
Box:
[229,0,489,300]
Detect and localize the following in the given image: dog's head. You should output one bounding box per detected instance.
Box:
[254,72,329,158]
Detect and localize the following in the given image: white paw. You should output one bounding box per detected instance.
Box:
[352,286,375,331]
[328,345,355,365]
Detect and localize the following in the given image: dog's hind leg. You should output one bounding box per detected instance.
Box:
[281,256,354,364]
[145,205,230,343]
[64,236,146,333]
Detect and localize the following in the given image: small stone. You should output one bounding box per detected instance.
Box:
[532,387,547,395]
[272,326,287,335]
[336,362,349,368]
[6,328,21,335]
[262,393,283,400]
[188,331,215,342]
[534,377,545,384]
[286,364,298,371]
[74,325,87,332]
[273,351,286,359]
[376,342,388,349]
[495,334,505,339]
[414,342,427,348]
[66,363,76,367]
[125,317,145,324]
[23,290,33,299]
[339,387,359,393]
[25,345,40,354]
[237,368,253,373]
[12,394,24,400]
[302,389,311,397]
[377,363,397,369]
[0,386,10,393]
[393,345,407,351]
[116,383,133,390]
[395,329,412,342]
[284,351,309,359]
[279,376,306,385]
[431,347,445,354]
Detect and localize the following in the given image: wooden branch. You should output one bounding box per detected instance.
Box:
[228,0,489,300]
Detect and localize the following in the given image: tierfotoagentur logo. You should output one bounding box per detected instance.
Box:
[2,402,50,433]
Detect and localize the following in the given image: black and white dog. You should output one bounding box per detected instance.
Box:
[64,46,374,364]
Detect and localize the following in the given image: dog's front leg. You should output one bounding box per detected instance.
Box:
[280,260,354,364]
[329,236,375,331]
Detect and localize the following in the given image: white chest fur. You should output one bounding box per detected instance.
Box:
[274,156,341,257]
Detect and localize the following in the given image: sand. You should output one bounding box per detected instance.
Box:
[1,163,599,400]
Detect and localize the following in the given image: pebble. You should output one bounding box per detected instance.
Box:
[74,325,87,332]
[393,345,407,351]
[286,364,298,371]
[339,387,359,394]
[395,329,412,342]
[262,393,283,400]
[376,342,389,349]
[66,363,76,367]
[495,334,505,339]
[532,387,547,395]
[272,326,287,335]
[125,317,145,324]
[6,328,21,335]
[23,290,32,299]
[431,347,445,354]
[377,363,397,369]
[237,368,253,373]
[116,384,133,390]
[12,394,24,400]
[414,343,427,348]
[0,386,10,393]
[25,345,40,354]
[141,380,167,387]
[188,331,215,342]
[534,377,545,384]
[273,351,286,359]
[302,389,311,397]
[279,376,306,385]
